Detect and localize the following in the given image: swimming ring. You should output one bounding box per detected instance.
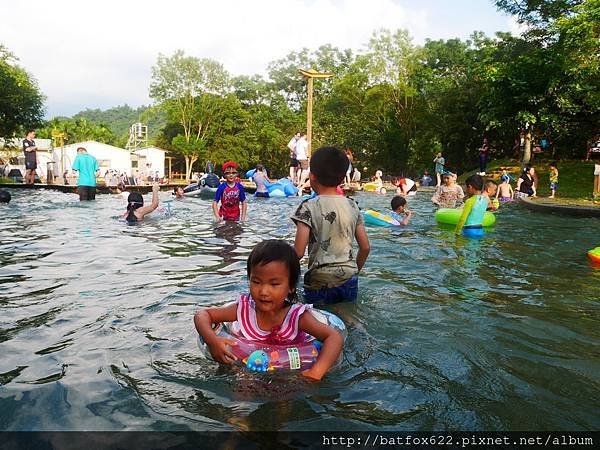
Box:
[362,182,379,192]
[363,209,401,227]
[588,247,600,263]
[198,309,346,372]
[435,208,496,227]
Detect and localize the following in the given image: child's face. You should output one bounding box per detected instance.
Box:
[176,187,184,197]
[224,168,238,183]
[486,185,497,196]
[249,261,292,313]
[394,205,405,214]
[443,176,452,186]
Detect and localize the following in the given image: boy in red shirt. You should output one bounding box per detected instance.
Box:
[212,161,247,222]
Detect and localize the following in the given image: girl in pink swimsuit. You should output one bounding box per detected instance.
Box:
[194,240,343,381]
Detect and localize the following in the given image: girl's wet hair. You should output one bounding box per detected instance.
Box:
[246,240,300,304]
[126,192,144,223]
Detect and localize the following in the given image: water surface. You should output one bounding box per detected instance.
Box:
[0,188,598,431]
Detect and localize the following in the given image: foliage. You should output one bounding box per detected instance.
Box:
[36,117,115,146]
[0,45,45,139]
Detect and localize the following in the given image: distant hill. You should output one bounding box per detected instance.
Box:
[72,104,166,147]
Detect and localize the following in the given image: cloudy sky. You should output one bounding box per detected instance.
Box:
[1,0,518,118]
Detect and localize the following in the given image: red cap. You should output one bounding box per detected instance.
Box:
[222,161,238,172]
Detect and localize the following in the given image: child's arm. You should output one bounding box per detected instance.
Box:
[194,303,238,364]
[240,200,247,222]
[355,223,370,270]
[400,210,413,226]
[212,200,221,221]
[298,312,343,381]
[455,196,474,234]
[136,183,160,217]
[294,222,310,259]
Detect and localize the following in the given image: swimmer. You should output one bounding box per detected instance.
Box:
[374,170,386,195]
[173,186,185,199]
[495,174,514,202]
[123,183,159,223]
[193,239,343,381]
[0,189,11,204]
[389,195,412,226]
[483,180,499,210]
[456,175,487,236]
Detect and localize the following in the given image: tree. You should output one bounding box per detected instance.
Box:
[0,45,45,139]
[149,50,229,179]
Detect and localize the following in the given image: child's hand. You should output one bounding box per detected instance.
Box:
[207,337,238,364]
[406,210,413,217]
[302,367,324,381]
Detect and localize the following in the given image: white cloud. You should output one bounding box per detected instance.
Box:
[0,0,497,117]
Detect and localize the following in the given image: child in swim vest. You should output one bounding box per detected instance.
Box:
[123,183,160,223]
[389,195,413,226]
[194,240,343,381]
[456,175,488,237]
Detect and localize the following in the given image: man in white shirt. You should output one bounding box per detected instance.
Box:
[295,132,309,187]
[287,131,300,183]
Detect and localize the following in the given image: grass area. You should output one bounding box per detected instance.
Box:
[458,158,600,204]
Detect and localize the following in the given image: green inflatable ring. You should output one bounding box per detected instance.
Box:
[435,208,496,227]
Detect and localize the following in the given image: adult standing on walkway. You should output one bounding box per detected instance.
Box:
[72,147,99,201]
[478,137,489,176]
[295,132,310,188]
[287,131,300,184]
[22,129,38,184]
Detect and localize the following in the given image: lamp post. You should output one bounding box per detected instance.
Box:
[298,69,333,157]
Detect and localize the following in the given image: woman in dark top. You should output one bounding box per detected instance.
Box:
[516,165,537,197]
[478,137,489,175]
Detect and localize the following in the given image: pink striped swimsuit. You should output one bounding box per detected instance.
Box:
[230,294,313,345]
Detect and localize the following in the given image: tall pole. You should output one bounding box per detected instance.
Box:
[298,69,333,158]
[306,77,314,156]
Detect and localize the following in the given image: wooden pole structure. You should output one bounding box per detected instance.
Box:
[298,69,333,157]
[166,156,174,180]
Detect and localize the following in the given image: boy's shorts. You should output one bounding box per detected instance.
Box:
[550,182,558,190]
[303,275,358,304]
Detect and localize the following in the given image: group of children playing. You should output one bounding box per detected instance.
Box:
[117,147,561,381]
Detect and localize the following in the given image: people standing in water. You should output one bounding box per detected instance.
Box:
[389,196,413,226]
[22,130,38,184]
[433,152,445,187]
[71,147,99,201]
[287,132,300,184]
[124,183,160,223]
[516,165,537,198]
[213,161,247,222]
[431,172,464,208]
[193,239,343,381]
[344,148,354,186]
[252,163,273,198]
[295,132,310,188]
[549,161,559,198]
[292,146,370,304]
[496,174,514,202]
[483,181,499,211]
[456,175,488,237]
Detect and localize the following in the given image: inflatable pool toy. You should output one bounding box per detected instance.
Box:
[435,208,496,227]
[198,309,345,372]
[491,198,500,210]
[183,173,220,197]
[363,182,379,192]
[263,178,298,197]
[363,209,401,227]
[246,169,256,179]
[588,247,600,263]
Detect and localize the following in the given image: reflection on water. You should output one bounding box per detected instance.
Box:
[0,188,598,431]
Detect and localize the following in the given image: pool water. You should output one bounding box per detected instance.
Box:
[0,188,598,431]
